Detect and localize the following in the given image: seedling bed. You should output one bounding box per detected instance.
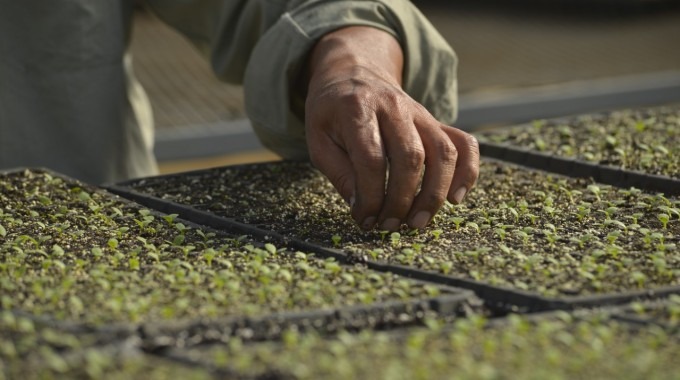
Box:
[161,311,680,380]
[0,168,475,337]
[477,106,680,195]
[110,160,680,312]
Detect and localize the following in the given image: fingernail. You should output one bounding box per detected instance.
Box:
[361,216,377,230]
[411,211,431,229]
[379,218,401,232]
[453,187,467,204]
[349,194,356,209]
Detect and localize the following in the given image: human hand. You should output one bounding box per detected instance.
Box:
[305,27,479,231]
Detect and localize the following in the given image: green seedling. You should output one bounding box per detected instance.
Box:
[465,222,480,233]
[431,229,443,240]
[162,214,179,225]
[587,185,601,201]
[494,228,506,241]
[631,271,648,287]
[449,216,465,231]
[390,232,401,247]
[606,231,621,245]
[331,235,342,248]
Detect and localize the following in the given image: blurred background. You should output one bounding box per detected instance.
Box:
[129,0,680,174]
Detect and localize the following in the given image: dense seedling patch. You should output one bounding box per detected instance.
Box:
[0,170,449,325]
[126,161,680,297]
[347,163,680,296]
[172,313,680,380]
[477,106,680,178]
[0,311,214,380]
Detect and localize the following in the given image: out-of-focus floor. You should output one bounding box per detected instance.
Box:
[421,0,680,92]
[128,1,680,173]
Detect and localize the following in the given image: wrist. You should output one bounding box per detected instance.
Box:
[306,26,404,93]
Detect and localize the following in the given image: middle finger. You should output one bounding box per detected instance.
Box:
[377,113,425,231]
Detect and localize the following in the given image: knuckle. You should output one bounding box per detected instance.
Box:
[466,165,481,186]
[461,136,481,183]
[397,145,425,169]
[360,151,387,172]
[329,171,353,195]
[456,160,480,190]
[434,138,458,164]
[464,133,480,153]
[384,91,405,107]
[341,90,366,109]
[338,92,374,123]
[419,188,446,209]
[391,192,416,209]
[386,96,412,121]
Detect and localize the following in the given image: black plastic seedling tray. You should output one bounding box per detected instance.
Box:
[136,291,473,350]
[479,141,680,195]
[107,161,680,313]
[1,167,475,340]
[476,106,680,195]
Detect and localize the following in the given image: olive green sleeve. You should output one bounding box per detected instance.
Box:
[144,0,458,159]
